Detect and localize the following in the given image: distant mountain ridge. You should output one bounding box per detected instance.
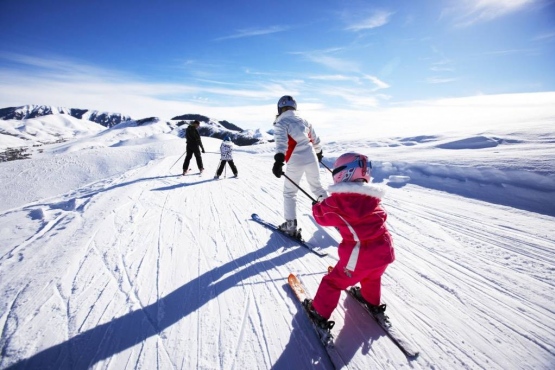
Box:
[172,114,243,132]
[172,114,271,146]
[0,105,132,128]
[0,105,273,153]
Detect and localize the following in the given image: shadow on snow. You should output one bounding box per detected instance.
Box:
[5,232,322,369]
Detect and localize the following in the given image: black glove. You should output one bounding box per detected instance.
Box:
[312,195,324,206]
[272,153,285,178]
[201,147,206,153]
[317,151,323,162]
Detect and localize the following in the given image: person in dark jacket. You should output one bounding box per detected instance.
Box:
[182,120,205,175]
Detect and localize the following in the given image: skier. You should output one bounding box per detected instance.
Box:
[303,152,396,327]
[214,136,238,179]
[182,120,205,175]
[272,95,327,236]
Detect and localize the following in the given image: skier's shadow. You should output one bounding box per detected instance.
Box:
[4,232,309,370]
[271,286,334,370]
[302,213,339,250]
[151,178,214,191]
[332,295,385,364]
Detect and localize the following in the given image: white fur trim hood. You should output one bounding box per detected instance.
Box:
[327,182,386,199]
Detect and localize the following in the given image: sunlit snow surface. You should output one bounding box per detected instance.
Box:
[0,114,554,369]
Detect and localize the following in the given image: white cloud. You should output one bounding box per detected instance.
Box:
[345,10,394,31]
[309,74,357,82]
[448,0,538,27]
[305,91,555,138]
[292,49,360,72]
[214,26,289,41]
[532,31,555,42]
[426,76,459,84]
[363,75,390,90]
[2,53,554,138]
[0,53,290,125]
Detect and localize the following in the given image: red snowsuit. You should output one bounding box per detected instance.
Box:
[311,182,395,319]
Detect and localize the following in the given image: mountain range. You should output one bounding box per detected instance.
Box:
[0,105,272,160]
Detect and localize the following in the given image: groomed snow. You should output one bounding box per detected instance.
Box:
[0,115,554,369]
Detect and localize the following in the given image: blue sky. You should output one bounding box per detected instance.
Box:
[1,0,554,132]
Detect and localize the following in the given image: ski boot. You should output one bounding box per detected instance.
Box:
[349,286,390,325]
[302,299,335,331]
[278,219,301,239]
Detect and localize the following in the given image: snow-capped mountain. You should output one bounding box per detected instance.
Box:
[0,105,132,128]
[0,106,272,154]
[173,113,273,146]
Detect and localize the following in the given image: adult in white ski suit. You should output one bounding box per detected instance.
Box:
[273,108,327,221]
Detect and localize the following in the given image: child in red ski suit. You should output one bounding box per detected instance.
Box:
[306,152,395,322]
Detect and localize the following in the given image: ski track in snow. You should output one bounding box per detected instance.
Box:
[0,137,554,370]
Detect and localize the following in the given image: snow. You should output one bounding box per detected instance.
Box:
[0,113,554,369]
[0,115,104,149]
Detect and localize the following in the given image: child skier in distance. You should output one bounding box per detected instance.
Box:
[214,136,238,179]
[303,152,395,326]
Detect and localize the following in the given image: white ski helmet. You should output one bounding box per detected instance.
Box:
[277,95,297,114]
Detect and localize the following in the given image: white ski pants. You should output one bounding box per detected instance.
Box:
[283,160,327,220]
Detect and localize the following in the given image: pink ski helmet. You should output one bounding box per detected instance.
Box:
[332,152,371,184]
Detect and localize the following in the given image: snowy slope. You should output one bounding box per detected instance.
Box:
[0,119,554,370]
[0,114,104,149]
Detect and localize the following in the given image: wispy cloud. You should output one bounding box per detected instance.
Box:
[309,74,357,82]
[308,74,389,91]
[363,75,390,90]
[322,87,382,107]
[426,76,459,84]
[532,31,555,42]
[0,53,292,123]
[304,73,389,108]
[291,48,360,72]
[345,10,394,31]
[214,25,289,41]
[430,66,455,72]
[427,47,457,83]
[480,48,538,56]
[446,0,538,27]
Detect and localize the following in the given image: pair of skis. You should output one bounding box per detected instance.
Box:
[251,214,418,360]
[288,270,420,365]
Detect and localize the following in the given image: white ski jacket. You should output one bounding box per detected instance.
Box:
[220,141,234,161]
[274,110,322,166]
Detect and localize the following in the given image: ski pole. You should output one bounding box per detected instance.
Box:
[320,161,333,173]
[282,173,317,203]
[170,150,187,171]
[214,160,222,178]
[224,162,227,178]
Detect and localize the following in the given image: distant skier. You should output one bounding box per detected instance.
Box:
[303,152,396,327]
[182,120,205,175]
[272,95,327,236]
[214,136,238,179]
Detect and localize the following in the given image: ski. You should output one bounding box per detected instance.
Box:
[251,214,327,257]
[327,266,419,358]
[347,286,419,358]
[287,273,346,369]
